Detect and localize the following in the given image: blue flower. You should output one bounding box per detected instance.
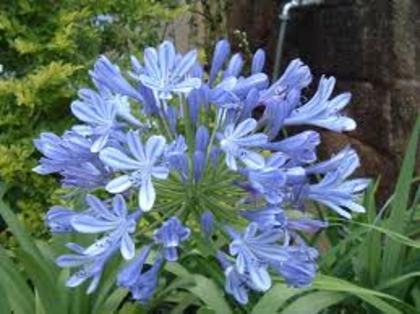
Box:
[305,146,356,174]
[70,194,140,260]
[242,206,327,235]
[209,39,231,84]
[138,41,201,99]
[245,153,288,204]
[90,55,143,102]
[117,248,163,303]
[304,153,370,218]
[95,85,144,127]
[33,131,95,174]
[153,216,190,261]
[219,118,268,171]
[241,206,287,230]
[71,89,121,152]
[284,76,356,132]
[56,242,116,293]
[260,58,311,101]
[45,206,77,233]
[200,210,214,237]
[264,131,320,164]
[33,131,110,188]
[271,245,318,288]
[99,132,169,211]
[217,251,261,305]
[226,223,288,291]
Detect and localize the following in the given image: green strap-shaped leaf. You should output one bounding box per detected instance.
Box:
[18,249,65,314]
[0,280,11,314]
[281,291,346,314]
[251,283,308,314]
[313,274,401,302]
[94,288,128,314]
[165,263,232,314]
[356,294,402,314]
[0,247,34,314]
[382,116,420,280]
[0,192,56,280]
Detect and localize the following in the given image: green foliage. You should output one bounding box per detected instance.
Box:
[0,0,184,238]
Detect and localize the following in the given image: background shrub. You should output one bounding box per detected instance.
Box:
[0,0,184,238]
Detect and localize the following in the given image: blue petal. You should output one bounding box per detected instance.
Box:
[209,39,230,84]
[145,135,166,163]
[106,175,133,193]
[251,49,266,74]
[71,215,119,233]
[224,53,243,78]
[139,176,155,211]
[172,49,198,79]
[121,232,135,260]
[99,147,143,170]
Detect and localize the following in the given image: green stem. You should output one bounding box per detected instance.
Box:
[153,92,174,140]
[180,94,194,185]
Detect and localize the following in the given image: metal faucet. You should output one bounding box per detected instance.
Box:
[272,0,323,80]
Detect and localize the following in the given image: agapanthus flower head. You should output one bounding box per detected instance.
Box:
[34,38,368,305]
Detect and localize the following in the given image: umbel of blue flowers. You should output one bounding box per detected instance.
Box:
[34,39,369,305]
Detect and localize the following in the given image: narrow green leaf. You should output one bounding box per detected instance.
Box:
[355,181,381,287]
[0,247,34,314]
[332,219,420,249]
[0,195,56,279]
[377,272,420,290]
[165,263,232,314]
[18,249,65,314]
[0,278,11,314]
[251,283,308,314]
[382,116,420,280]
[94,288,128,314]
[313,275,401,302]
[357,294,402,314]
[281,291,346,314]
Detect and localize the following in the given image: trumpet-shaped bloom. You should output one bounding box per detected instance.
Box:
[272,245,318,288]
[71,89,120,152]
[117,247,163,303]
[265,131,320,165]
[70,194,140,260]
[33,131,95,174]
[241,206,327,235]
[304,154,370,218]
[153,216,191,261]
[209,39,231,84]
[217,251,262,305]
[219,118,268,171]
[99,132,169,211]
[45,206,77,233]
[90,55,143,101]
[226,223,288,291]
[56,242,116,293]
[33,131,110,188]
[284,76,356,132]
[138,41,201,99]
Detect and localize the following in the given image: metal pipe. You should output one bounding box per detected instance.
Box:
[272,0,323,80]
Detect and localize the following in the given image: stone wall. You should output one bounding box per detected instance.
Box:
[227,0,420,198]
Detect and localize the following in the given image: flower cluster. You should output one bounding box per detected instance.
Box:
[34,40,369,304]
